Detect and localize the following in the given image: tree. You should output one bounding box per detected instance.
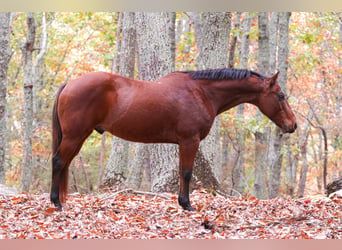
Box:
[20,12,48,192]
[254,12,270,199]
[0,12,12,184]
[231,12,252,195]
[20,13,36,192]
[188,12,231,191]
[134,12,178,193]
[103,12,135,188]
[268,12,291,199]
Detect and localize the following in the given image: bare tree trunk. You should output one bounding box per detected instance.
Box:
[297,109,313,197]
[33,12,48,116]
[127,144,149,190]
[0,12,12,184]
[268,12,291,199]
[334,14,342,178]
[307,101,329,191]
[97,133,106,188]
[188,12,231,189]
[103,12,135,187]
[228,12,241,68]
[285,143,295,196]
[20,13,36,192]
[254,12,270,199]
[135,12,178,193]
[79,153,91,194]
[231,12,251,195]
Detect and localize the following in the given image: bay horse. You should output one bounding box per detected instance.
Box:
[50,68,297,211]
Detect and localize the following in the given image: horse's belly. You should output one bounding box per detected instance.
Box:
[106,112,178,144]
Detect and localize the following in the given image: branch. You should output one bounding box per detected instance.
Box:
[100,188,173,201]
[33,12,47,74]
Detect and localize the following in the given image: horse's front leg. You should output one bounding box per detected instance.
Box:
[178,138,200,211]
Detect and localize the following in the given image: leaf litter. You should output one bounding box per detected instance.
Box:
[0,189,341,239]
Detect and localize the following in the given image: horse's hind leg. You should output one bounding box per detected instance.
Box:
[178,138,200,211]
[51,151,63,209]
[50,134,90,210]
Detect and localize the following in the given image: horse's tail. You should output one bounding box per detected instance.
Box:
[52,83,66,155]
[52,83,67,202]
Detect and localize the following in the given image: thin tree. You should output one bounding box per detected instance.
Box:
[0,12,12,184]
[20,12,36,192]
[254,12,270,199]
[268,12,291,199]
[231,12,252,195]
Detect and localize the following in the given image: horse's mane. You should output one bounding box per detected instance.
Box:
[179,68,266,81]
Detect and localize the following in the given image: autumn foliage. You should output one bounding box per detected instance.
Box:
[0,190,341,239]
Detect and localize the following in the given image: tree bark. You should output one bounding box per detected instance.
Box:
[228,12,241,68]
[103,12,135,187]
[254,12,270,199]
[0,12,12,184]
[188,12,231,190]
[135,12,178,193]
[231,12,251,195]
[20,12,36,192]
[296,109,313,198]
[268,12,291,199]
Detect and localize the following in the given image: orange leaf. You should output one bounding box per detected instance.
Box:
[45,207,58,214]
[35,234,45,239]
[258,219,267,225]
[109,210,120,221]
[18,233,26,239]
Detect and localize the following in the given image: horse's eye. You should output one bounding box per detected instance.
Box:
[278,93,285,100]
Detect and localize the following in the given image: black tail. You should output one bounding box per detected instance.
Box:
[52,83,66,156]
[51,83,67,206]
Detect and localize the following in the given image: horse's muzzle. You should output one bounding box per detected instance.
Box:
[284,123,297,133]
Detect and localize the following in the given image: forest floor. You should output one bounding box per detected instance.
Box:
[0,189,341,239]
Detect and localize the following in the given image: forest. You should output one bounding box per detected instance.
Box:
[0,12,341,239]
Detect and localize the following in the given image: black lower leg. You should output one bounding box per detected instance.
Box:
[50,185,62,210]
[178,169,195,211]
[51,154,63,210]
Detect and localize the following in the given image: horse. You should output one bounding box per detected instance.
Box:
[50,68,297,211]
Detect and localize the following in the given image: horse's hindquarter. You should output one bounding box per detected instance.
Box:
[106,76,215,144]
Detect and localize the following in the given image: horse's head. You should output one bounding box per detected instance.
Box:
[257,72,297,133]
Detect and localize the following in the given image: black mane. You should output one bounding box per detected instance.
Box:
[179,68,266,81]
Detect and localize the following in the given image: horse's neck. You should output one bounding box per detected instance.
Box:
[201,79,260,115]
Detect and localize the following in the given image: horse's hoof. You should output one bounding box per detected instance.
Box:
[183,205,196,211]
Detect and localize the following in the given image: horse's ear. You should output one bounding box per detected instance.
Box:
[269,71,279,86]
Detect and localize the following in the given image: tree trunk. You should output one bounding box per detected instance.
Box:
[296,109,313,198]
[254,12,270,199]
[103,12,135,187]
[127,144,149,190]
[188,12,231,190]
[228,12,241,68]
[334,14,342,178]
[297,134,309,198]
[0,12,12,184]
[20,12,36,192]
[230,12,251,195]
[268,12,291,199]
[135,12,178,193]
[285,143,295,196]
[33,13,48,116]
